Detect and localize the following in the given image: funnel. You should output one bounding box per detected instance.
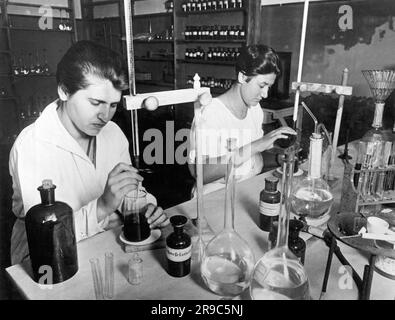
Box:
[362,70,395,139]
[362,69,395,102]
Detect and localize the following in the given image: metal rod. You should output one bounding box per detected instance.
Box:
[293,0,310,122]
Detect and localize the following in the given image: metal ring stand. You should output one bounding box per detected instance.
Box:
[320,212,395,300]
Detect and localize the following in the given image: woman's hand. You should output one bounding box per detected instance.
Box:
[257,126,297,151]
[145,204,170,229]
[98,163,144,216]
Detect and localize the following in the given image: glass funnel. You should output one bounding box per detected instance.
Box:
[290,132,333,220]
[250,147,310,300]
[200,138,255,298]
[362,70,395,143]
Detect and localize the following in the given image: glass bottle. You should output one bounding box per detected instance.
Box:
[250,148,310,300]
[268,218,306,265]
[25,179,78,284]
[201,138,255,298]
[288,219,306,265]
[166,215,191,277]
[259,176,280,232]
[290,133,333,220]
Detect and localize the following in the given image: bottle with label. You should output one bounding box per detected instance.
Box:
[259,176,280,232]
[166,215,192,277]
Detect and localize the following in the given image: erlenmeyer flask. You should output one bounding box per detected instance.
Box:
[250,147,310,300]
[201,138,255,298]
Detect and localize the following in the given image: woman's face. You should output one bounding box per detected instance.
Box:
[62,73,122,137]
[240,73,277,107]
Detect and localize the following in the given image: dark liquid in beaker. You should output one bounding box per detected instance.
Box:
[275,133,297,149]
[124,211,151,242]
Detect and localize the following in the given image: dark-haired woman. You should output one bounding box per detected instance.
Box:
[188,45,296,194]
[9,41,169,264]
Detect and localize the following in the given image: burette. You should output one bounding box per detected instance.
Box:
[123,0,140,168]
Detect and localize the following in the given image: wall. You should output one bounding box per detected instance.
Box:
[7,0,82,18]
[260,0,395,97]
[92,0,167,18]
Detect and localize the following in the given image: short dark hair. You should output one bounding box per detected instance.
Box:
[236,45,280,78]
[56,40,128,95]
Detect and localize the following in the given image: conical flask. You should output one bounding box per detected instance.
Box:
[250,147,310,300]
[200,138,255,298]
[362,70,395,143]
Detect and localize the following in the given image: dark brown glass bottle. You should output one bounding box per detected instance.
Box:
[269,219,306,264]
[166,215,191,277]
[259,177,281,232]
[25,179,78,284]
[288,219,306,264]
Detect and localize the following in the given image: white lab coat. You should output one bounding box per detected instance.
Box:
[9,100,155,264]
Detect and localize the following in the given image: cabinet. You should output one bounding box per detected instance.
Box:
[174,0,248,127]
[0,0,77,140]
[132,12,175,93]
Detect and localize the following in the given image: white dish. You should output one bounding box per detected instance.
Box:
[119,229,161,246]
[276,168,304,177]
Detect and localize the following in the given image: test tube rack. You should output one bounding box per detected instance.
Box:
[340,163,395,213]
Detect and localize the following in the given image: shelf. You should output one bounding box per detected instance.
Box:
[136,80,174,88]
[6,2,72,11]
[13,74,56,80]
[9,26,74,33]
[177,39,245,44]
[177,59,234,66]
[83,0,120,8]
[0,96,17,101]
[134,12,173,19]
[120,37,174,43]
[134,39,174,43]
[178,7,246,16]
[136,57,174,62]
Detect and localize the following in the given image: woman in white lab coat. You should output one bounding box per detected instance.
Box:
[188,45,296,195]
[9,41,169,264]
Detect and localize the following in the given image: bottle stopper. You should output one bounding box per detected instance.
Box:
[42,179,54,189]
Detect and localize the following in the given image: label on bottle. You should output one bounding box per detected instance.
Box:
[166,245,192,262]
[259,201,280,217]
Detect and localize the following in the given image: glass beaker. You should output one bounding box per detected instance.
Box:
[201,138,255,298]
[121,189,151,242]
[250,146,310,300]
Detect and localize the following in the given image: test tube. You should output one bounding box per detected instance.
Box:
[128,253,143,285]
[89,258,104,300]
[104,252,114,299]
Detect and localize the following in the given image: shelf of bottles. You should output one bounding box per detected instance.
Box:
[181,46,240,64]
[181,0,244,13]
[186,75,233,92]
[183,25,245,41]
[11,49,51,79]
